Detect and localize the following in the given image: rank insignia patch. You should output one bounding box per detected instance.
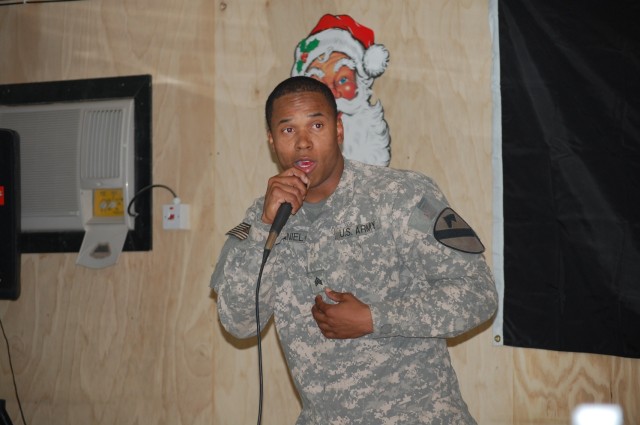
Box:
[434,208,485,254]
[226,222,250,240]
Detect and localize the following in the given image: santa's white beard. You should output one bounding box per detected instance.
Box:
[337,92,391,167]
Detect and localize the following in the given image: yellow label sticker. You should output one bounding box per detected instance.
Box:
[93,188,125,217]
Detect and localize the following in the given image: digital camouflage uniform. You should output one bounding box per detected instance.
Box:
[211,159,498,424]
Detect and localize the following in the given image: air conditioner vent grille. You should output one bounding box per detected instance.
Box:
[80,109,123,181]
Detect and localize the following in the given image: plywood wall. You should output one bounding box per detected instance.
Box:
[0,1,637,424]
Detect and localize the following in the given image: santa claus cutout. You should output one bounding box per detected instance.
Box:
[291,14,391,166]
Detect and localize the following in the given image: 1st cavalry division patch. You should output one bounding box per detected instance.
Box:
[433,208,485,254]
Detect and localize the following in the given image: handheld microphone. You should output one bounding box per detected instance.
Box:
[264,202,292,253]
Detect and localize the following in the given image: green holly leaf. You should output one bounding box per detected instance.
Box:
[296,38,319,73]
[304,38,319,53]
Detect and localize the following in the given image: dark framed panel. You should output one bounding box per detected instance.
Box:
[0,75,152,253]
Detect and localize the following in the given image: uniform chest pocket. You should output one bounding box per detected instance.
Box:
[327,230,390,275]
[344,229,399,290]
[326,231,395,304]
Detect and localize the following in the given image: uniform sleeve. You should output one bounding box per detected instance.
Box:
[367,179,498,339]
[210,198,276,339]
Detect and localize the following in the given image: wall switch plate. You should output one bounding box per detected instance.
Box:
[163,203,190,230]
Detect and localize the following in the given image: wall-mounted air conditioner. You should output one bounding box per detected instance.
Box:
[0,75,152,266]
[0,99,136,233]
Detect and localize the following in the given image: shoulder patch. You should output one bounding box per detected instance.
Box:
[226,222,251,240]
[433,208,485,254]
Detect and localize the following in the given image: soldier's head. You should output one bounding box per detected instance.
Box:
[266,76,338,132]
[266,76,344,203]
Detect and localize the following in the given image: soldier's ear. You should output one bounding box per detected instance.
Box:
[268,131,275,152]
[336,114,344,146]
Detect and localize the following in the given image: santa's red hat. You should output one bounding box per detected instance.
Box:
[292,14,389,79]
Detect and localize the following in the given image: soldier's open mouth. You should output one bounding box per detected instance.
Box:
[295,160,316,173]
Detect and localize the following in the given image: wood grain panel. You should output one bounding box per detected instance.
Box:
[210,2,506,424]
[1,1,639,425]
[1,1,217,424]
[612,356,640,425]
[513,349,613,424]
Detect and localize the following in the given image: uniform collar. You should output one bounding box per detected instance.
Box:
[323,158,356,221]
[294,158,356,228]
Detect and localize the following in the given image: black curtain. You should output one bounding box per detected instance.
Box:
[499,0,640,358]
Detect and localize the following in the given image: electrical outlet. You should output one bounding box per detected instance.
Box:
[163,203,190,230]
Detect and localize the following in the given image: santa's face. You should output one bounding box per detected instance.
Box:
[297,47,391,166]
[307,52,357,101]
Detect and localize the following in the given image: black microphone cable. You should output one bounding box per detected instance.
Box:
[0,316,27,425]
[254,202,292,425]
[254,256,268,425]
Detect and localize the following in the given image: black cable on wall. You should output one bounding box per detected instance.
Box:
[0,0,85,6]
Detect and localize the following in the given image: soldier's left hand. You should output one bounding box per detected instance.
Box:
[311,288,373,339]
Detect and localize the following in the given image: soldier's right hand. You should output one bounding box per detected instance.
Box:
[262,167,309,224]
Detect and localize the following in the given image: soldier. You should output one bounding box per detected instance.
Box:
[211,76,498,424]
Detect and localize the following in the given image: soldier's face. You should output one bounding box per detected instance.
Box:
[268,91,344,203]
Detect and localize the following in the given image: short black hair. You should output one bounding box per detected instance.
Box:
[265,76,338,131]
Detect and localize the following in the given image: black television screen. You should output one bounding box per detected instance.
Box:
[0,128,20,299]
